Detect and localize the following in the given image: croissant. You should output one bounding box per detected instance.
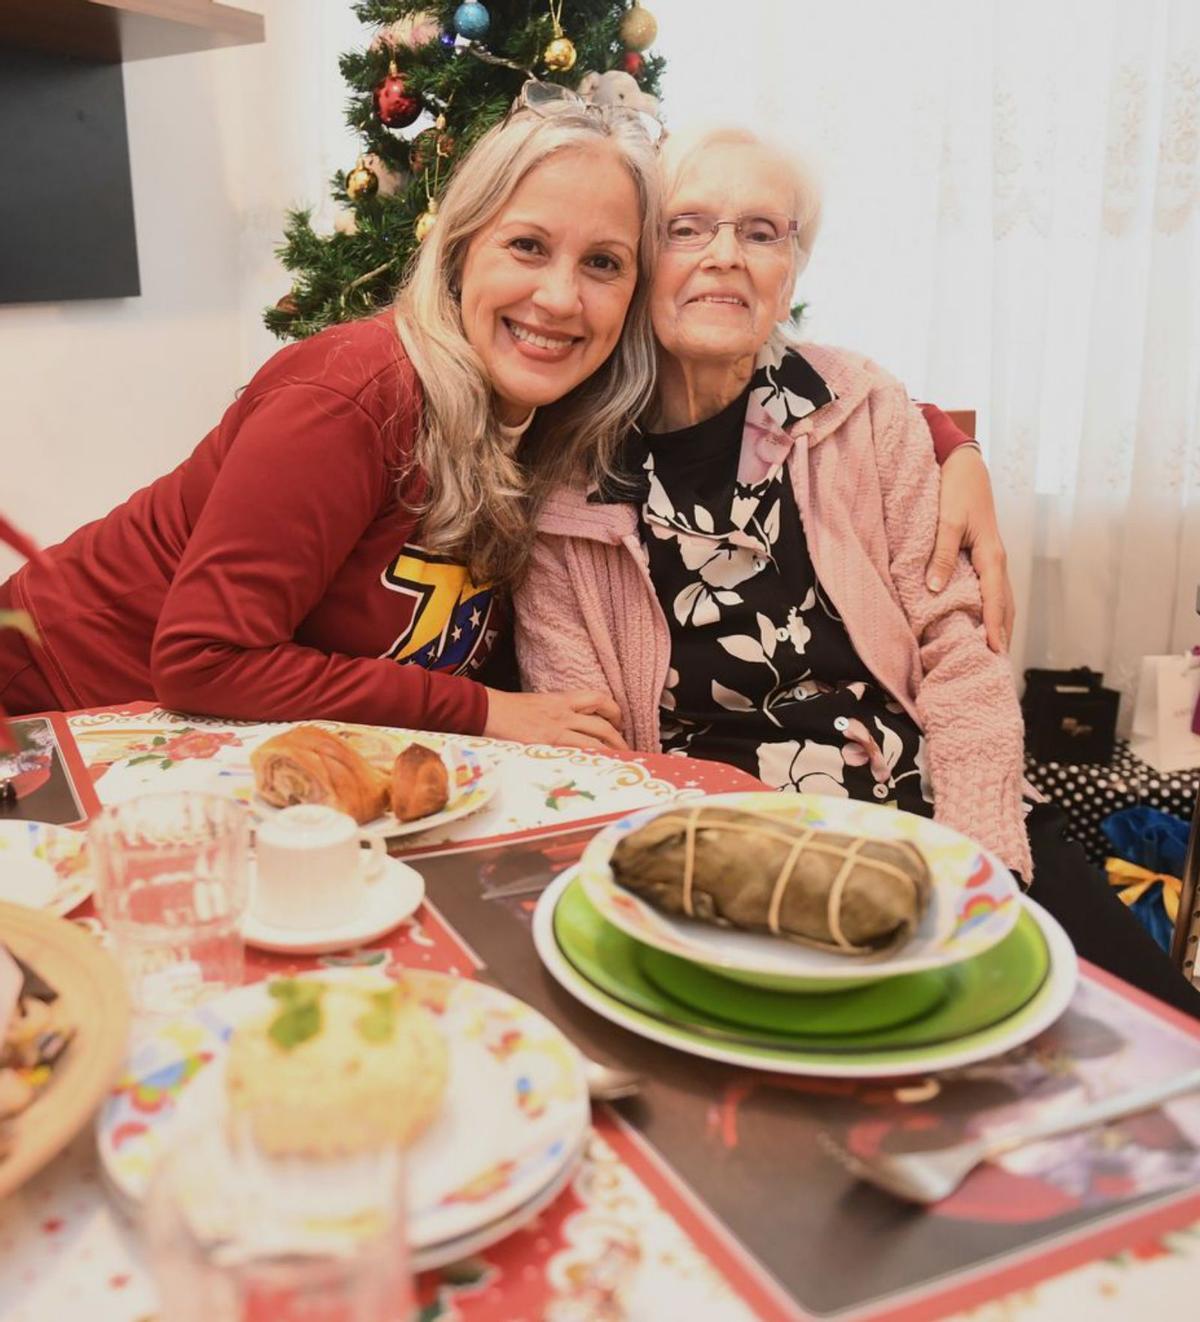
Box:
[390,744,450,822]
[610,806,932,955]
[251,725,389,825]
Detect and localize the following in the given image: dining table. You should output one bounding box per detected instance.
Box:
[2,701,1200,1322]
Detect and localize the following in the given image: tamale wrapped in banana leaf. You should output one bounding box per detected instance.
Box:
[609,806,932,955]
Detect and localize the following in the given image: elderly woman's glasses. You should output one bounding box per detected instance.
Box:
[509,79,665,145]
[664,212,798,250]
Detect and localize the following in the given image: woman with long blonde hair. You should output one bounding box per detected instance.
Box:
[0,94,659,748]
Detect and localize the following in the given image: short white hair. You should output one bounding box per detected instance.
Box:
[659,122,823,274]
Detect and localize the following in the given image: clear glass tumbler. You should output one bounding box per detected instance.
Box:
[89,792,250,1020]
[144,1122,414,1322]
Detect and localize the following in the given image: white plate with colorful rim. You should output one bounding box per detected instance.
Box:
[0,820,93,916]
[413,1135,585,1272]
[95,721,497,843]
[241,854,426,955]
[95,969,590,1250]
[535,868,1078,1078]
[578,791,1022,991]
[98,1119,586,1272]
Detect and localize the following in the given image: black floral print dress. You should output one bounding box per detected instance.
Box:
[611,349,934,816]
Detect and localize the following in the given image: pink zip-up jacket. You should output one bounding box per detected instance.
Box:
[514,338,1032,878]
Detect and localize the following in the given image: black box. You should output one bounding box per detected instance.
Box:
[1022,667,1119,765]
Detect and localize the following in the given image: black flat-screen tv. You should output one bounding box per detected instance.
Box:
[0,48,140,303]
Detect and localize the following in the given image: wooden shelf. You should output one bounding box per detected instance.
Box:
[1,0,264,63]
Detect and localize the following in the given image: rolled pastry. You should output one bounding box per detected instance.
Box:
[251,724,389,825]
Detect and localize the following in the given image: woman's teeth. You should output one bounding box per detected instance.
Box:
[508,322,574,349]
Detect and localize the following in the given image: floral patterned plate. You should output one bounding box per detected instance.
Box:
[95,969,589,1250]
[0,821,93,916]
[578,791,1022,990]
[93,721,497,842]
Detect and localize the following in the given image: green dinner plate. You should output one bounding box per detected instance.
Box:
[553,878,1050,1053]
[639,945,946,1036]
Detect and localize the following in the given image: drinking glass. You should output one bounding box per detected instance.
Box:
[144,1122,414,1322]
[89,792,250,1019]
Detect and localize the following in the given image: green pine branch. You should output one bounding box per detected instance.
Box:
[266,0,666,340]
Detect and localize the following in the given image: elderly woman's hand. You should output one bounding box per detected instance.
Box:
[484,687,629,751]
[925,446,1015,653]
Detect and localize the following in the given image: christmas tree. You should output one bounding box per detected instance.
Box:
[265,0,665,341]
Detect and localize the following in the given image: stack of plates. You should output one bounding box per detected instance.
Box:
[95,970,590,1269]
[533,792,1078,1078]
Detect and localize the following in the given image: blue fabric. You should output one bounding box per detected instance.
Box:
[1100,806,1189,952]
[1126,888,1177,951]
[1100,805,1189,874]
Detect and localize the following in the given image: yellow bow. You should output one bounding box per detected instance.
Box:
[1105,857,1181,922]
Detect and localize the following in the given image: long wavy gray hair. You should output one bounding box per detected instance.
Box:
[393,104,661,589]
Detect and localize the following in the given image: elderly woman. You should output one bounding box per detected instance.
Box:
[516,123,1199,1016]
[0,95,662,751]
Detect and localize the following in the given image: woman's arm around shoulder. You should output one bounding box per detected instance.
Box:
[920,403,1014,654]
[871,381,1031,878]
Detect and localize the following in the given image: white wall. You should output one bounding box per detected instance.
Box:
[0,0,365,576]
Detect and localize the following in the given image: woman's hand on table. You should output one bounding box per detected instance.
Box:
[926,445,1016,654]
[483,688,629,751]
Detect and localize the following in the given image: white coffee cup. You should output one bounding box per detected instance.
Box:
[252,805,386,930]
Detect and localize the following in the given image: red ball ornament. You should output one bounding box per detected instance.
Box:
[620,51,645,78]
[374,66,422,129]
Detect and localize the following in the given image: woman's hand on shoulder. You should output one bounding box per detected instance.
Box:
[925,445,1015,654]
[483,688,629,751]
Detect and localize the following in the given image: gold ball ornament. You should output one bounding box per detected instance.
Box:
[346,157,379,201]
[619,2,657,51]
[415,200,439,242]
[543,34,577,72]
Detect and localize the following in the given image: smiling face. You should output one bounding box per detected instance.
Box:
[458,143,642,424]
[651,141,797,368]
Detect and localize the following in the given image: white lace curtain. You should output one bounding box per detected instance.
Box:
[654,0,1200,717]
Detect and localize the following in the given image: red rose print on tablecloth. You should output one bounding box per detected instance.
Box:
[121,727,242,771]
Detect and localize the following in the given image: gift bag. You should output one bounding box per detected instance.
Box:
[1022,667,1119,764]
[1129,653,1200,773]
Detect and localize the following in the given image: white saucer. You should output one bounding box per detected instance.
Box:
[242,854,425,954]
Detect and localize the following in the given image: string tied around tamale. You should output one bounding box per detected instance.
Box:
[670,808,922,955]
[682,805,702,918]
[767,828,816,935]
[825,837,868,949]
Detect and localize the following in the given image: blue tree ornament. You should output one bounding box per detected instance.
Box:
[453,1,490,40]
